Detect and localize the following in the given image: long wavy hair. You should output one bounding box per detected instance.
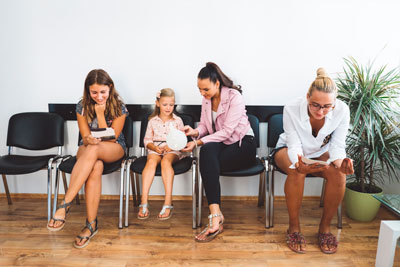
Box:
[81,69,124,123]
[197,62,242,93]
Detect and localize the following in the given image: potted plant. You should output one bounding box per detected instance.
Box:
[336,57,400,221]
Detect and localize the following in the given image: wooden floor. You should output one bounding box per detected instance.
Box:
[0,197,399,266]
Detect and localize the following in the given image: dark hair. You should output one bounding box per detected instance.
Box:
[82,69,124,123]
[197,62,242,93]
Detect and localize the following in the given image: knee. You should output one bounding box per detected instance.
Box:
[286,170,306,185]
[200,142,219,158]
[160,159,173,169]
[325,168,346,187]
[84,144,100,157]
[145,158,159,168]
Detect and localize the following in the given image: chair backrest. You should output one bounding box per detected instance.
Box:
[247,114,260,148]
[267,113,283,148]
[7,112,64,150]
[139,113,195,148]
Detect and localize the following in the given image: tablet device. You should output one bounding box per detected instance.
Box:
[91,128,116,141]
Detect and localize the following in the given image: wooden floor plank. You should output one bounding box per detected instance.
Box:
[0,198,399,266]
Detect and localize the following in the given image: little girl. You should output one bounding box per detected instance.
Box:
[138,88,184,220]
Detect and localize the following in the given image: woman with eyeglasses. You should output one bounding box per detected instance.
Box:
[272,68,354,254]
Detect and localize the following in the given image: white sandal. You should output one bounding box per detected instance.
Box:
[195,213,224,242]
[137,203,150,220]
[158,205,173,220]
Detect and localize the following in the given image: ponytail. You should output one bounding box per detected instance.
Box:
[198,62,242,93]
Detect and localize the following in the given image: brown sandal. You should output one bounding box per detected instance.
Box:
[318,232,338,254]
[286,230,306,254]
[195,214,224,243]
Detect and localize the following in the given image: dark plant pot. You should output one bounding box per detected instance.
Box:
[344,182,383,222]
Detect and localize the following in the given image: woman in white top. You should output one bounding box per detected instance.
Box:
[273,68,354,254]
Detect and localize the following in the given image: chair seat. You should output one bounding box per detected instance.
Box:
[131,156,194,176]
[59,156,124,175]
[220,158,265,177]
[0,154,56,175]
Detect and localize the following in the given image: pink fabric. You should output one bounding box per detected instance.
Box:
[196,87,251,146]
[144,114,185,159]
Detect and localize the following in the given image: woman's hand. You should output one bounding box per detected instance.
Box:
[182,125,199,137]
[95,104,106,115]
[181,141,196,152]
[294,155,329,174]
[164,145,172,153]
[84,135,101,145]
[334,158,354,175]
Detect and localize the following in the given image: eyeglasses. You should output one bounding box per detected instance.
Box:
[308,102,335,112]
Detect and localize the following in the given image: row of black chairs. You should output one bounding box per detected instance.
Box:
[0,111,341,230]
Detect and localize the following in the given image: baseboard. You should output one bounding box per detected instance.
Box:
[0,193,321,201]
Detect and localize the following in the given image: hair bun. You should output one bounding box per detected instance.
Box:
[316,67,329,79]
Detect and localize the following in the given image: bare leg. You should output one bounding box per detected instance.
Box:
[74,160,103,246]
[138,154,161,218]
[315,164,346,252]
[158,153,178,218]
[275,148,307,252]
[48,142,124,228]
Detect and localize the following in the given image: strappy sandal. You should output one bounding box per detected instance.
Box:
[47,200,72,232]
[195,213,224,243]
[158,205,173,220]
[286,230,306,254]
[137,203,150,220]
[73,218,98,249]
[318,232,338,254]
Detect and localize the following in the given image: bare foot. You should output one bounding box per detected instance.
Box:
[195,214,224,241]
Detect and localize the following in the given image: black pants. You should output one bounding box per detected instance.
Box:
[199,135,257,205]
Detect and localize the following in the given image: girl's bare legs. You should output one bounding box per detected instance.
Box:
[48,142,124,228]
[138,154,162,217]
[158,153,179,218]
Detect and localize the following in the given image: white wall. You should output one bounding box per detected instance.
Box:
[1,0,400,197]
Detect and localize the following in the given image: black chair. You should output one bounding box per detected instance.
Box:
[264,113,342,229]
[53,116,133,229]
[0,112,64,221]
[197,114,266,227]
[125,113,198,229]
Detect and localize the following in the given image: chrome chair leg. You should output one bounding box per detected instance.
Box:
[47,158,55,222]
[337,203,343,229]
[118,161,125,229]
[197,174,203,227]
[191,160,197,229]
[125,164,131,227]
[270,166,275,228]
[265,166,270,228]
[52,161,62,217]
[258,171,265,207]
[1,174,12,205]
[320,179,326,207]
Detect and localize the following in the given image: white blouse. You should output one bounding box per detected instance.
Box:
[276,97,350,168]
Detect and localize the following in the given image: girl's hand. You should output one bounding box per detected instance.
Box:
[95,104,106,115]
[181,141,196,152]
[294,155,329,174]
[154,146,164,154]
[84,135,101,145]
[182,125,199,137]
[164,145,172,152]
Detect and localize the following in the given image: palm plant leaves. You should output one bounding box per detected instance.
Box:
[336,57,400,192]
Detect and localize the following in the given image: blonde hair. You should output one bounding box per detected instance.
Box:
[307,68,337,97]
[149,88,175,119]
